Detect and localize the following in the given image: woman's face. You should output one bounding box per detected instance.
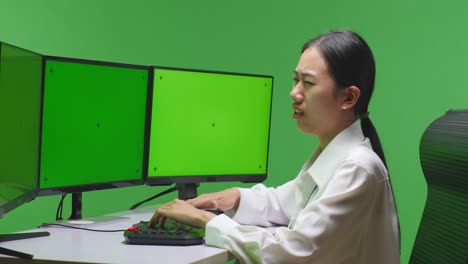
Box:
[290,46,345,135]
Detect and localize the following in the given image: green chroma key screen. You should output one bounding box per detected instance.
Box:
[39,59,149,191]
[147,68,273,179]
[0,42,42,215]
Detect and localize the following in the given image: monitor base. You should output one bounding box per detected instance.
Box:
[0,231,50,259]
[0,246,32,259]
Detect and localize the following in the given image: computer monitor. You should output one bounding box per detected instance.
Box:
[0,42,50,259]
[0,42,42,218]
[146,67,273,199]
[38,57,151,217]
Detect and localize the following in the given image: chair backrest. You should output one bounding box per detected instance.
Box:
[410,110,468,264]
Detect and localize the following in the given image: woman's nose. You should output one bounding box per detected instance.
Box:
[290,84,302,102]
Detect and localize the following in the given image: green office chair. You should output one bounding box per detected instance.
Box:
[410,110,468,264]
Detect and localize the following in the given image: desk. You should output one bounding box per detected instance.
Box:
[0,206,233,264]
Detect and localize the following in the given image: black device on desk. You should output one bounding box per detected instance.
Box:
[124,220,205,246]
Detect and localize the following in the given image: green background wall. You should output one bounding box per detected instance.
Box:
[0,1,466,263]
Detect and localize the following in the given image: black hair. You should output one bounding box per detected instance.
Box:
[302,29,388,170]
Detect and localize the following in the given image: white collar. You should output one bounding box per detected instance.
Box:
[304,120,367,189]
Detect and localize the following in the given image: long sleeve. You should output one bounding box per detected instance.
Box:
[230,181,297,227]
[205,157,399,264]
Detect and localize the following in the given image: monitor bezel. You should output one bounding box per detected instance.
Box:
[144,66,274,186]
[37,56,153,196]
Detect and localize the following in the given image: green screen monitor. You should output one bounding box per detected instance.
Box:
[38,57,150,196]
[146,67,273,198]
[0,42,42,218]
[0,42,51,259]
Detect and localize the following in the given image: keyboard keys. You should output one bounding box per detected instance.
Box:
[124,220,205,246]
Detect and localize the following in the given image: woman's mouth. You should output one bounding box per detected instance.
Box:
[293,109,304,119]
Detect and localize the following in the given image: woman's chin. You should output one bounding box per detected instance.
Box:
[296,122,316,135]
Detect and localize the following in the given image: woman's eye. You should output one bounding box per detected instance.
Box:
[293,78,299,84]
[304,81,315,86]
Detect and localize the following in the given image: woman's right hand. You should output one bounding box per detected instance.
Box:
[187,188,240,212]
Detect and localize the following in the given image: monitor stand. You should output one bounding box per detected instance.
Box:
[175,183,222,215]
[176,183,199,200]
[65,192,127,225]
[69,192,82,220]
[0,231,51,258]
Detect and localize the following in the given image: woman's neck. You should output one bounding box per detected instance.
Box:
[317,117,357,149]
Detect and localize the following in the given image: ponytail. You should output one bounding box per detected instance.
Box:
[361,115,400,252]
[360,116,388,170]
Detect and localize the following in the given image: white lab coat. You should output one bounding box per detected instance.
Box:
[205,120,400,264]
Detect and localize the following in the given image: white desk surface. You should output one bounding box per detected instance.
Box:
[0,206,233,264]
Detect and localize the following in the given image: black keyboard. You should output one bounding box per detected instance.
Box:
[124,220,205,246]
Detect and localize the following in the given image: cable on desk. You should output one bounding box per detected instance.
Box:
[129,186,177,210]
[38,223,126,232]
[56,194,67,221]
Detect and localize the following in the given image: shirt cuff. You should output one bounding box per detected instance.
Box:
[205,214,239,248]
[230,187,260,224]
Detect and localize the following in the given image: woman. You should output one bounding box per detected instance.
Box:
[150,29,400,264]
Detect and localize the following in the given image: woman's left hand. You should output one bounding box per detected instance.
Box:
[148,199,217,229]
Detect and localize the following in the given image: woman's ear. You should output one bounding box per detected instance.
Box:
[341,85,360,109]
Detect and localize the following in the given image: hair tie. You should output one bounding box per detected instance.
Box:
[360,112,370,120]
